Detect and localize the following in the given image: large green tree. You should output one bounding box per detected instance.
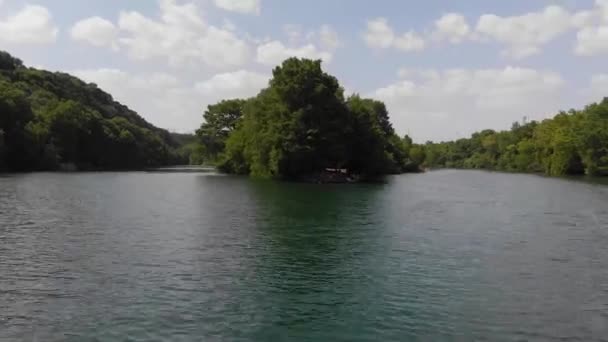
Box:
[346,95,408,175]
[218,58,418,179]
[196,99,247,163]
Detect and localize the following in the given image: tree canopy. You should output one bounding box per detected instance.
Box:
[418,98,608,176]
[0,50,186,171]
[196,99,246,163]
[196,58,419,179]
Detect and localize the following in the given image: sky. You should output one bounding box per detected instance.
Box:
[1,0,608,142]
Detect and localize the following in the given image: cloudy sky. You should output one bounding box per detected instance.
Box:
[1,0,608,142]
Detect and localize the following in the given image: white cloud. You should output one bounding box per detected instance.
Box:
[587,74,608,101]
[363,17,425,52]
[573,0,608,56]
[318,25,341,50]
[475,5,573,59]
[393,31,425,51]
[363,18,395,49]
[195,70,269,99]
[71,17,119,50]
[71,0,251,69]
[73,68,269,132]
[0,5,58,45]
[434,13,471,43]
[571,10,597,29]
[580,73,608,104]
[575,26,608,55]
[591,74,608,89]
[118,0,250,68]
[256,40,332,65]
[283,24,303,45]
[426,1,608,58]
[213,0,260,15]
[222,19,237,32]
[599,0,608,21]
[362,2,608,57]
[373,67,565,142]
[282,24,341,50]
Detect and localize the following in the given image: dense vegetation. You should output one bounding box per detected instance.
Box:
[0,51,186,171]
[170,132,201,165]
[196,58,420,179]
[419,99,608,176]
[4,48,605,179]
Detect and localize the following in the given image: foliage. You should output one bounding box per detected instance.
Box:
[421,98,608,176]
[196,99,246,163]
[198,58,419,179]
[171,133,203,165]
[0,51,23,71]
[0,51,186,171]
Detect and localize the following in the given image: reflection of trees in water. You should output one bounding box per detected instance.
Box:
[249,179,384,264]
[243,179,387,338]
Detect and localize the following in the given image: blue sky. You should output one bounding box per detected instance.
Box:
[1,0,607,142]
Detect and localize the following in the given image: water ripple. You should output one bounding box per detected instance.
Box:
[1,171,607,341]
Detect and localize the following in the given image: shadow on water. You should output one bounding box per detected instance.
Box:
[237,179,389,339]
[246,178,386,260]
[560,174,608,186]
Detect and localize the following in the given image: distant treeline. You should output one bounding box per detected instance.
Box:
[419,99,608,176]
[0,51,188,172]
[195,58,420,179]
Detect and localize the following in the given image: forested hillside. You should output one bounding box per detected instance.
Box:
[420,99,608,176]
[0,51,186,171]
[196,58,420,179]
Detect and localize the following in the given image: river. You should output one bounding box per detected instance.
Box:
[1,170,607,341]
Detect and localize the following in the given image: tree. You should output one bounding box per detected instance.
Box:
[0,51,23,71]
[409,145,426,167]
[219,58,420,179]
[346,95,409,175]
[269,58,351,176]
[0,129,5,170]
[421,98,608,177]
[0,50,185,171]
[0,81,36,170]
[197,99,247,162]
[576,100,608,175]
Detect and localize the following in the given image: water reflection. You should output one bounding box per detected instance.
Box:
[239,180,385,339]
[561,174,608,186]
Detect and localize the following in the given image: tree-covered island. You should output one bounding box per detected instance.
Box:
[196,58,419,181]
